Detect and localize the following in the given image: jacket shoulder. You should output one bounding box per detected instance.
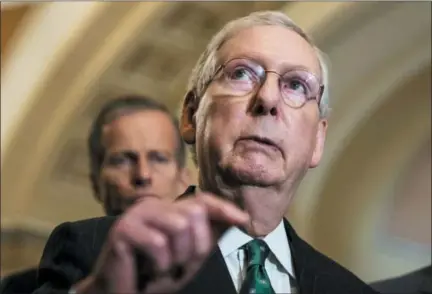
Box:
[284,220,378,293]
[66,216,117,239]
[37,216,117,290]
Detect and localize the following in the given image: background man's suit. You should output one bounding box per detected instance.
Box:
[0,268,38,294]
[33,187,378,294]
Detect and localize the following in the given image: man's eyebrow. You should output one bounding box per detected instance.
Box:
[148,149,173,155]
[220,53,320,77]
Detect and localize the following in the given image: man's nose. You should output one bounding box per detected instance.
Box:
[132,158,152,187]
[250,73,280,117]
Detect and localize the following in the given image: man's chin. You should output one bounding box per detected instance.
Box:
[222,163,282,187]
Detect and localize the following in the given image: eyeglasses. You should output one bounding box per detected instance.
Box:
[207,58,324,108]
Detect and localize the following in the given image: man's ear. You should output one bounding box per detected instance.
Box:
[310,119,328,168]
[180,90,198,144]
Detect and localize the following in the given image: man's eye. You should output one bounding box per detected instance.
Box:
[228,67,255,81]
[290,80,306,93]
[108,155,130,166]
[282,78,308,95]
[149,153,169,163]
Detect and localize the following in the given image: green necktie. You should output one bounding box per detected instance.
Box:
[239,239,276,294]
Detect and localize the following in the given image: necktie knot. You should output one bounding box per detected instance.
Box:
[244,239,270,267]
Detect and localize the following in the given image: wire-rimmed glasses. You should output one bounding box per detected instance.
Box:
[207,58,324,108]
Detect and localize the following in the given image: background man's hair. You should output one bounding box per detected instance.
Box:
[88,95,186,187]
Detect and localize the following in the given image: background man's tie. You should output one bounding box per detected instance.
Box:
[239,239,276,294]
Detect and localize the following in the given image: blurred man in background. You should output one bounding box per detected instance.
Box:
[0,95,190,294]
[88,95,190,215]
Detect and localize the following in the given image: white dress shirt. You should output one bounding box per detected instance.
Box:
[218,220,296,293]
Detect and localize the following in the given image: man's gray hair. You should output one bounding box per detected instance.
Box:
[186,10,331,118]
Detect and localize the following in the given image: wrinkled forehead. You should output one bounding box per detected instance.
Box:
[218,25,321,78]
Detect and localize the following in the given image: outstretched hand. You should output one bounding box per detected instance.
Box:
[74,192,249,294]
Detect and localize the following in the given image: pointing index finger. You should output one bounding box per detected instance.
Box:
[196,193,249,226]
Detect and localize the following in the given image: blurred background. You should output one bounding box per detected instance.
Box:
[1,1,430,282]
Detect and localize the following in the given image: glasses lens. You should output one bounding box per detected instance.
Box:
[221,59,263,93]
[280,70,320,106]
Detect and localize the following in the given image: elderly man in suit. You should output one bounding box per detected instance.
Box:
[32,11,379,294]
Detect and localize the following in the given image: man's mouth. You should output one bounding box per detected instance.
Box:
[238,136,282,154]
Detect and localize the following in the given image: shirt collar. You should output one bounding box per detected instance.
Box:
[218,225,252,258]
[265,219,295,276]
[218,220,294,276]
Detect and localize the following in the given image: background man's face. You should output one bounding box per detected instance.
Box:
[96,110,188,215]
[194,25,327,188]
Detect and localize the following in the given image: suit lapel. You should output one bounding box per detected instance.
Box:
[284,219,317,294]
[179,247,237,294]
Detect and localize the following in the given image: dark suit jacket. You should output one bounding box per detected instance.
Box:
[33,187,379,294]
[370,265,432,294]
[0,268,38,294]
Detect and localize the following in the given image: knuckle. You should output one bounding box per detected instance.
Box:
[112,239,130,256]
[152,233,168,250]
[187,202,206,218]
[173,216,189,232]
